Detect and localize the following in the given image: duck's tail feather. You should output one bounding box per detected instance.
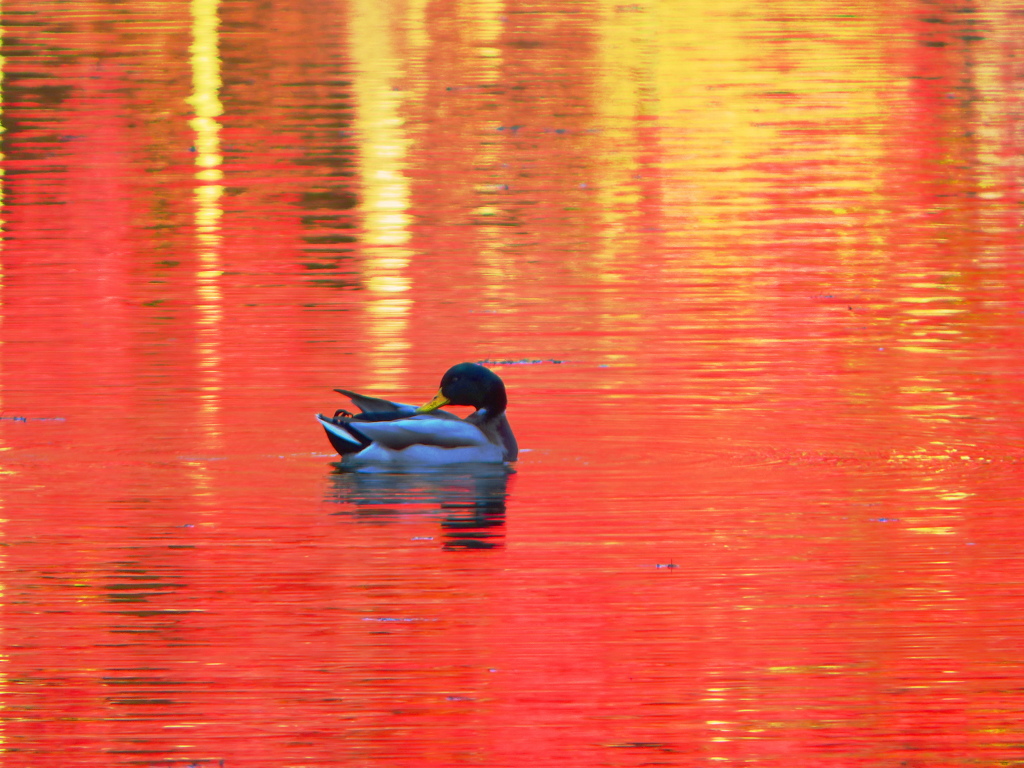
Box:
[317,414,372,455]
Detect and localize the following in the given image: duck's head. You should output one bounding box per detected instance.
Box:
[416,363,508,416]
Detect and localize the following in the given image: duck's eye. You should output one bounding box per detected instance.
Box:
[451,376,460,382]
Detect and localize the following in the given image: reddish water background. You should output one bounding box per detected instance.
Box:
[2,1,1023,766]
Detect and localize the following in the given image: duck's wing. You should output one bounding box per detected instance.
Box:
[344,416,493,451]
[317,414,370,454]
[334,389,417,415]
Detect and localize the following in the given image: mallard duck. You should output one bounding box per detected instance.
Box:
[316,363,518,467]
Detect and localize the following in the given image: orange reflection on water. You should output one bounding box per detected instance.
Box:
[0,1,1022,766]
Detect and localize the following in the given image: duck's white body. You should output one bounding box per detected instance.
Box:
[316,412,509,467]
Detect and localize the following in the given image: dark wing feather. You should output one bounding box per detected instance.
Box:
[334,389,416,415]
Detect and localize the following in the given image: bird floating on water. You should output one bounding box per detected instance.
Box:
[316,362,518,467]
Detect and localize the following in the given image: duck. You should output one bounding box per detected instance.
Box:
[316,362,518,467]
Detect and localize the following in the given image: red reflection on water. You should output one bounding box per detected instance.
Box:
[1,1,1023,767]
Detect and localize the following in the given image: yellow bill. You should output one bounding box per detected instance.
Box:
[415,390,451,414]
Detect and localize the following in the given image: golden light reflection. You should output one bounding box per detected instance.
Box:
[465,0,503,63]
[970,5,1022,257]
[465,0,510,314]
[593,0,653,268]
[588,2,658,376]
[889,440,974,542]
[350,0,418,388]
[588,0,900,376]
[189,0,224,447]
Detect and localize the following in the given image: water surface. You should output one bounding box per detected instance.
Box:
[1,1,1023,766]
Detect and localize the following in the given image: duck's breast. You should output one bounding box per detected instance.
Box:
[348,442,505,466]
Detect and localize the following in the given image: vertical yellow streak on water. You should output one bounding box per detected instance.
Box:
[350,0,415,389]
[593,0,649,275]
[970,5,1017,266]
[587,1,657,379]
[465,0,507,306]
[188,0,224,460]
[404,0,430,99]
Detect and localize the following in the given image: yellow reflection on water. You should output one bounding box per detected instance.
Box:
[587,0,901,374]
[467,0,510,313]
[189,0,224,444]
[968,5,1022,259]
[594,0,897,271]
[350,0,418,388]
[593,0,653,268]
[465,0,503,62]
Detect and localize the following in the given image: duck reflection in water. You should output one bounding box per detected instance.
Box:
[326,467,510,550]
